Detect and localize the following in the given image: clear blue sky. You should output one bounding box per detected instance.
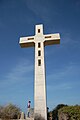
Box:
[0,0,80,112]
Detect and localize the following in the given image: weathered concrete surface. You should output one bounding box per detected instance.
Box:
[26,118,34,120]
[34,25,47,120]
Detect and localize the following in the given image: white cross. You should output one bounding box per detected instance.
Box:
[19,24,60,120]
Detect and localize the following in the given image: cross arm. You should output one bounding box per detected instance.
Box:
[19,36,35,48]
[44,33,60,46]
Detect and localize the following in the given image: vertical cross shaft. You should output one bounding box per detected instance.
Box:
[34,25,47,119]
[19,24,60,120]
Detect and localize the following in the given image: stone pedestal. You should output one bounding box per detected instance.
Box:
[26,118,34,120]
[20,112,25,119]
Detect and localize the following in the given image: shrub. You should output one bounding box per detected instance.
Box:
[0,103,21,119]
[52,104,67,120]
[58,105,80,120]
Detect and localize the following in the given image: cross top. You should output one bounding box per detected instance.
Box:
[20,24,60,48]
[35,24,43,35]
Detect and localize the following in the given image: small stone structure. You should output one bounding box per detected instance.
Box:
[20,112,25,119]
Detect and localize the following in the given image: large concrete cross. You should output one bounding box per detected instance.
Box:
[19,24,60,120]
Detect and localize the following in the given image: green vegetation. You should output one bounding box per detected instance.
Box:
[48,104,80,120]
[0,103,21,119]
[0,103,80,120]
[51,104,67,120]
[58,105,80,120]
